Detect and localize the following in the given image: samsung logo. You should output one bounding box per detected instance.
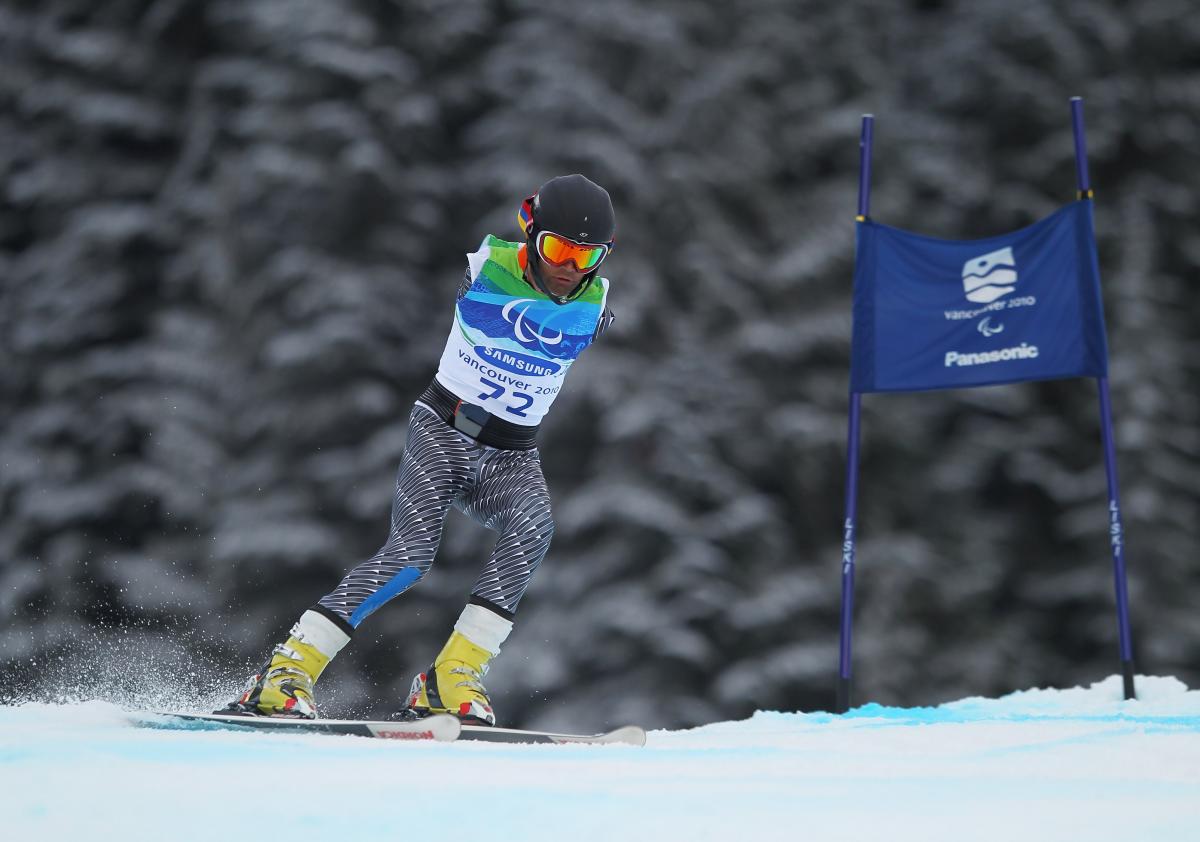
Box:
[475,346,561,377]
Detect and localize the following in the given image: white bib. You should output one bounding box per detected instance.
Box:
[434,239,609,426]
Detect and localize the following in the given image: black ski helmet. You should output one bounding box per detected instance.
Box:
[519,174,615,304]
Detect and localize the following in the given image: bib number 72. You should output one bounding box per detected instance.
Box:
[477,377,533,417]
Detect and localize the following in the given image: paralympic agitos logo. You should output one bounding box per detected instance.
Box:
[502,299,563,346]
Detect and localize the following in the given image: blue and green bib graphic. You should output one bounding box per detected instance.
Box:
[435,235,609,425]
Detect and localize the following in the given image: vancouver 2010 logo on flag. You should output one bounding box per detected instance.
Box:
[944,245,1038,340]
[961,247,1017,304]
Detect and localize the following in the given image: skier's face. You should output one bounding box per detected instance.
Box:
[533,252,586,298]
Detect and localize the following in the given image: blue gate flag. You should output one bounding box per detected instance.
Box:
[850,200,1110,393]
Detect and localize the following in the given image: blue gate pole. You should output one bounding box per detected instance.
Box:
[1072,96,1136,700]
[837,394,862,713]
[838,114,873,714]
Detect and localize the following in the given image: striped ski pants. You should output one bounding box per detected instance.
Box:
[316,404,554,628]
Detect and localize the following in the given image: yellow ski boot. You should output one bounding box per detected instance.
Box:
[223,609,350,719]
[404,603,513,726]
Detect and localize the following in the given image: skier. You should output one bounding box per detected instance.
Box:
[222,175,617,726]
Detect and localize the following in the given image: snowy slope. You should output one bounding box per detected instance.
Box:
[2,675,1197,842]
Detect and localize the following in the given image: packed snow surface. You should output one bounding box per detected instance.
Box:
[2,675,1197,841]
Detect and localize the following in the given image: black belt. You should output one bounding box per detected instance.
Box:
[418,378,540,451]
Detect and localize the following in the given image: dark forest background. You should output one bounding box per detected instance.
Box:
[1,0,1197,733]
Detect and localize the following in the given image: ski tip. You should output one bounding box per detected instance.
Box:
[604,725,647,747]
[456,722,647,746]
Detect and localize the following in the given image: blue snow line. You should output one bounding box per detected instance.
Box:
[795,704,1200,729]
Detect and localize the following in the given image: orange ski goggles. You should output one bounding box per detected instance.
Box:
[534,230,610,272]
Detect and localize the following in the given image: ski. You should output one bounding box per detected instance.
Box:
[132,711,645,746]
[458,723,646,746]
[134,711,461,742]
